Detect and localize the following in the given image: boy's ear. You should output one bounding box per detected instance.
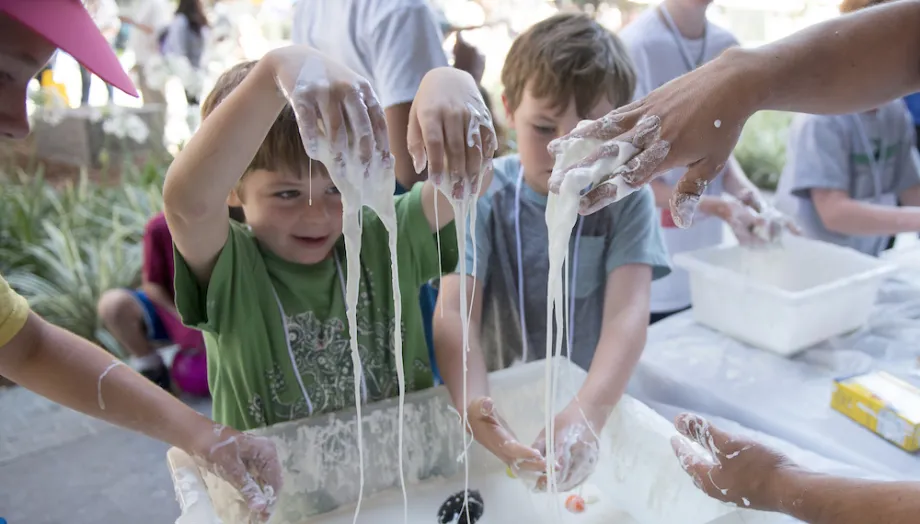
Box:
[501,92,515,127]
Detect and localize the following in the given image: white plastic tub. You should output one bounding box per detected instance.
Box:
[167,359,781,524]
[673,236,896,356]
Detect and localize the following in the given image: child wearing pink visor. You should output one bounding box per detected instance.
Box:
[0,1,280,520]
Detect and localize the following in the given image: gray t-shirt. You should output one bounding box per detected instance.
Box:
[620,7,739,312]
[460,155,671,371]
[775,101,920,256]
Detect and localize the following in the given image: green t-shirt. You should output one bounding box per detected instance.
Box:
[173,184,458,430]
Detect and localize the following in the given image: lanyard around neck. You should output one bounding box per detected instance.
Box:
[270,250,366,416]
[850,114,883,199]
[514,168,584,363]
[659,5,708,73]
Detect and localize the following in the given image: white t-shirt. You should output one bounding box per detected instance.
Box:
[292,0,449,109]
[619,7,740,313]
[126,0,172,64]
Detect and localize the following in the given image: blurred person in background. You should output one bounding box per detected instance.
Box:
[163,0,210,130]
[119,0,173,106]
[774,0,920,257]
[619,0,795,325]
[81,0,121,106]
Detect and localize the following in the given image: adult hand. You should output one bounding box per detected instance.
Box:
[269,45,391,177]
[670,413,798,511]
[548,50,758,226]
[531,399,606,493]
[453,31,486,85]
[466,397,546,477]
[193,426,284,523]
[408,67,497,199]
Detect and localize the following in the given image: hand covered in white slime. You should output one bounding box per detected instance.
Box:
[408,67,498,201]
[670,413,797,511]
[271,45,391,193]
[531,399,605,493]
[466,397,547,478]
[193,425,283,522]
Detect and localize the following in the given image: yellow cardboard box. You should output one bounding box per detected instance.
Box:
[831,371,920,452]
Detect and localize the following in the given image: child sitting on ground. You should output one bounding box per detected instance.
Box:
[163,46,493,430]
[433,13,671,491]
[98,211,209,390]
[775,0,920,256]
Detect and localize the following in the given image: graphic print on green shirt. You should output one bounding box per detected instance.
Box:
[173,183,459,430]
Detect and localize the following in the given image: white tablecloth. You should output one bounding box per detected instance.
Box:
[631,277,920,480]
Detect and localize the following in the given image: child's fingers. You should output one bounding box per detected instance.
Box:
[444,107,467,179]
[341,90,374,166]
[465,124,483,179]
[418,111,447,181]
[360,82,390,159]
[318,101,348,157]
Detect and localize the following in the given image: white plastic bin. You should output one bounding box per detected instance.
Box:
[673,236,896,356]
[167,359,780,524]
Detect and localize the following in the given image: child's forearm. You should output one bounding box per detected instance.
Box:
[721,156,764,210]
[163,54,287,281]
[814,191,920,235]
[432,275,490,410]
[739,0,920,117]
[0,314,217,456]
[580,267,651,415]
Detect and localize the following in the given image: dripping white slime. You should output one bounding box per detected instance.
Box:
[544,120,637,502]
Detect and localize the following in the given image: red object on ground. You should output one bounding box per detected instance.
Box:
[171,348,209,397]
[565,494,586,513]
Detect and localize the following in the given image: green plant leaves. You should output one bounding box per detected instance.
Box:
[1,162,166,355]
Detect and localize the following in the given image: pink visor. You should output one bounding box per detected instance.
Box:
[2,0,138,97]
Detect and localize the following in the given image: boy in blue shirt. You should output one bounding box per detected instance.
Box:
[433,13,670,492]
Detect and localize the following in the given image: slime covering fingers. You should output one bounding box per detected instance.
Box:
[359,82,391,164]
[341,87,375,167]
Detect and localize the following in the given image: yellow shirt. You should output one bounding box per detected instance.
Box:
[0,273,29,347]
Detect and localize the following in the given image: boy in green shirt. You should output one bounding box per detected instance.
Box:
[164,47,495,430]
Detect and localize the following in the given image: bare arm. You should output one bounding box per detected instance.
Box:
[386,103,426,190]
[777,470,920,524]
[579,264,651,415]
[432,274,489,410]
[900,184,920,206]
[0,314,214,454]
[812,188,920,235]
[140,282,178,314]
[721,156,765,210]
[747,0,920,116]
[162,55,286,284]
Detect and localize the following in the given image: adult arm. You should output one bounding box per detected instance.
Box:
[554,0,920,223]
[367,4,449,189]
[671,413,920,524]
[0,314,282,519]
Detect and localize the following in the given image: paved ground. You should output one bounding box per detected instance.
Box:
[0,385,211,524]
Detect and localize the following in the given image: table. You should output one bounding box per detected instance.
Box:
[631,276,920,480]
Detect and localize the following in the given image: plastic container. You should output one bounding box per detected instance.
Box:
[166,359,780,524]
[673,236,896,356]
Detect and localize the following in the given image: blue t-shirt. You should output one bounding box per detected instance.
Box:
[459,155,670,371]
[904,93,920,126]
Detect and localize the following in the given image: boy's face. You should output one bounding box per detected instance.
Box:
[504,84,614,195]
[0,15,57,139]
[230,166,344,265]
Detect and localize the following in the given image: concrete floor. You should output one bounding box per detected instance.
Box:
[0,385,211,524]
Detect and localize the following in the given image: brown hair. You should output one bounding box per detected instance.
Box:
[839,0,888,13]
[501,13,636,117]
[201,60,320,181]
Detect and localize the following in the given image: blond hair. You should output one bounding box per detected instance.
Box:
[501,13,636,116]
